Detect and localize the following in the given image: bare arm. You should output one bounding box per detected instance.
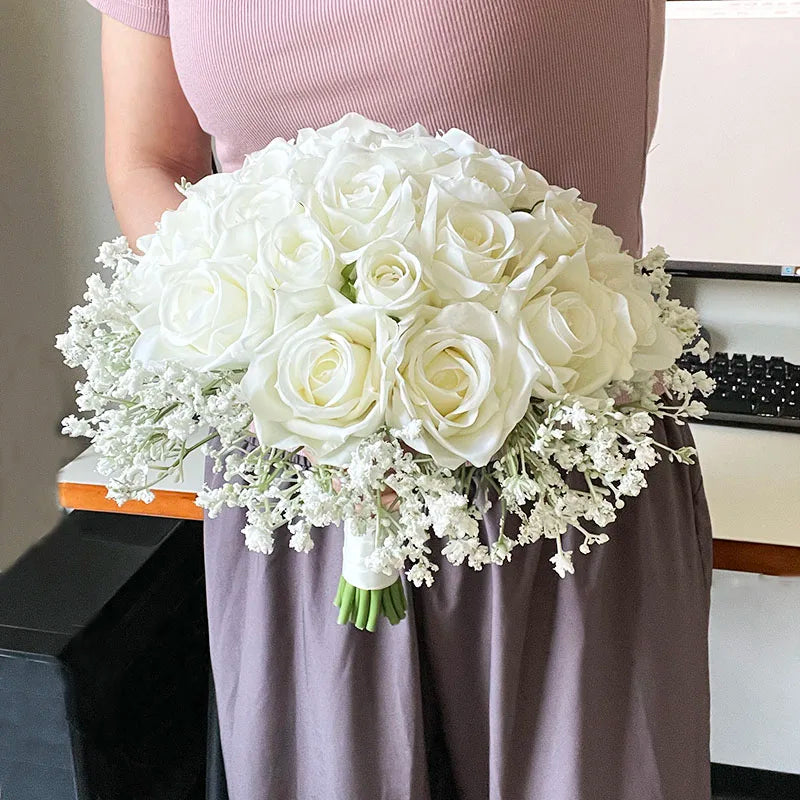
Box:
[100,15,212,246]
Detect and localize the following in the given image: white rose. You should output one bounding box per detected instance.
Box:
[126,194,220,314]
[237,138,297,182]
[376,138,459,213]
[297,113,403,153]
[500,248,638,399]
[138,197,213,262]
[584,222,625,260]
[213,178,297,230]
[584,238,682,373]
[237,137,325,190]
[181,171,237,203]
[625,279,682,374]
[130,255,279,370]
[204,178,300,265]
[131,262,336,372]
[380,135,457,176]
[242,303,400,464]
[418,178,531,307]
[522,187,598,265]
[387,303,539,468]
[306,143,417,259]
[132,177,300,314]
[353,237,430,314]
[256,209,343,291]
[438,128,550,209]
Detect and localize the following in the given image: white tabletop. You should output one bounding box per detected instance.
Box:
[691,424,800,547]
[60,444,204,494]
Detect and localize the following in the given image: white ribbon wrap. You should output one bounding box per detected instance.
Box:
[341,518,400,590]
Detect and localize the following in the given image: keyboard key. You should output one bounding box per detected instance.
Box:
[710,391,749,414]
[679,350,800,431]
[767,357,787,378]
[781,401,800,420]
[754,396,780,417]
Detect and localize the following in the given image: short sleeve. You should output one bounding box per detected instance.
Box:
[86,0,169,37]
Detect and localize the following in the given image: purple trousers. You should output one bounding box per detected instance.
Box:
[203,417,713,799]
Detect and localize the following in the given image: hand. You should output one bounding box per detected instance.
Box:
[379,487,398,511]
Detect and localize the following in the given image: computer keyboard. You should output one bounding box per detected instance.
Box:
[681,351,800,433]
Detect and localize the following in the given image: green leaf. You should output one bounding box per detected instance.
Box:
[341,282,357,303]
[341,261,357,282]
[340,262,358,302]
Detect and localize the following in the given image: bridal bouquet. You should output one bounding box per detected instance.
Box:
[57,114,712,631]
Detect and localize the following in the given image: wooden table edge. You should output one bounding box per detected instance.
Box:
[58,482,204,521]
[58,483,800,575]
[712,538,800,577]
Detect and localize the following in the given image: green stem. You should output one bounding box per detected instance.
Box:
[138,431,217,491]
[337,582,357,625]
[367,590,381,632]
[152,402,180,423]
[382,592,400,625]
[355,589,370,630]
[333,576,407,631]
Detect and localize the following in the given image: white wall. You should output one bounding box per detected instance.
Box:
[0,1,118,571]
[643,9,800,264]
[710,570,800,773]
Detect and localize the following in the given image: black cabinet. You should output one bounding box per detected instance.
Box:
[0,512,208,799]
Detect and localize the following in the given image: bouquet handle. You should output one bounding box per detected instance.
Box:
[333,519,406,631]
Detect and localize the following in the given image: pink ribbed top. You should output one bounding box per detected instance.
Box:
[87,0,665,255]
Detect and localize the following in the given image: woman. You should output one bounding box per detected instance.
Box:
[87,1,713,798]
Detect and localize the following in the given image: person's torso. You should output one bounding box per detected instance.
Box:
[167,0,664,254]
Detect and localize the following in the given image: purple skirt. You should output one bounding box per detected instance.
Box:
[203,417,713,800]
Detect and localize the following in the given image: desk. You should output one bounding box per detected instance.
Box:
[58,423,800,575]
[691,424,800,575]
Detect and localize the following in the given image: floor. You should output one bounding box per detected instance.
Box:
[186,764,800,798]
[711,763,800,799]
